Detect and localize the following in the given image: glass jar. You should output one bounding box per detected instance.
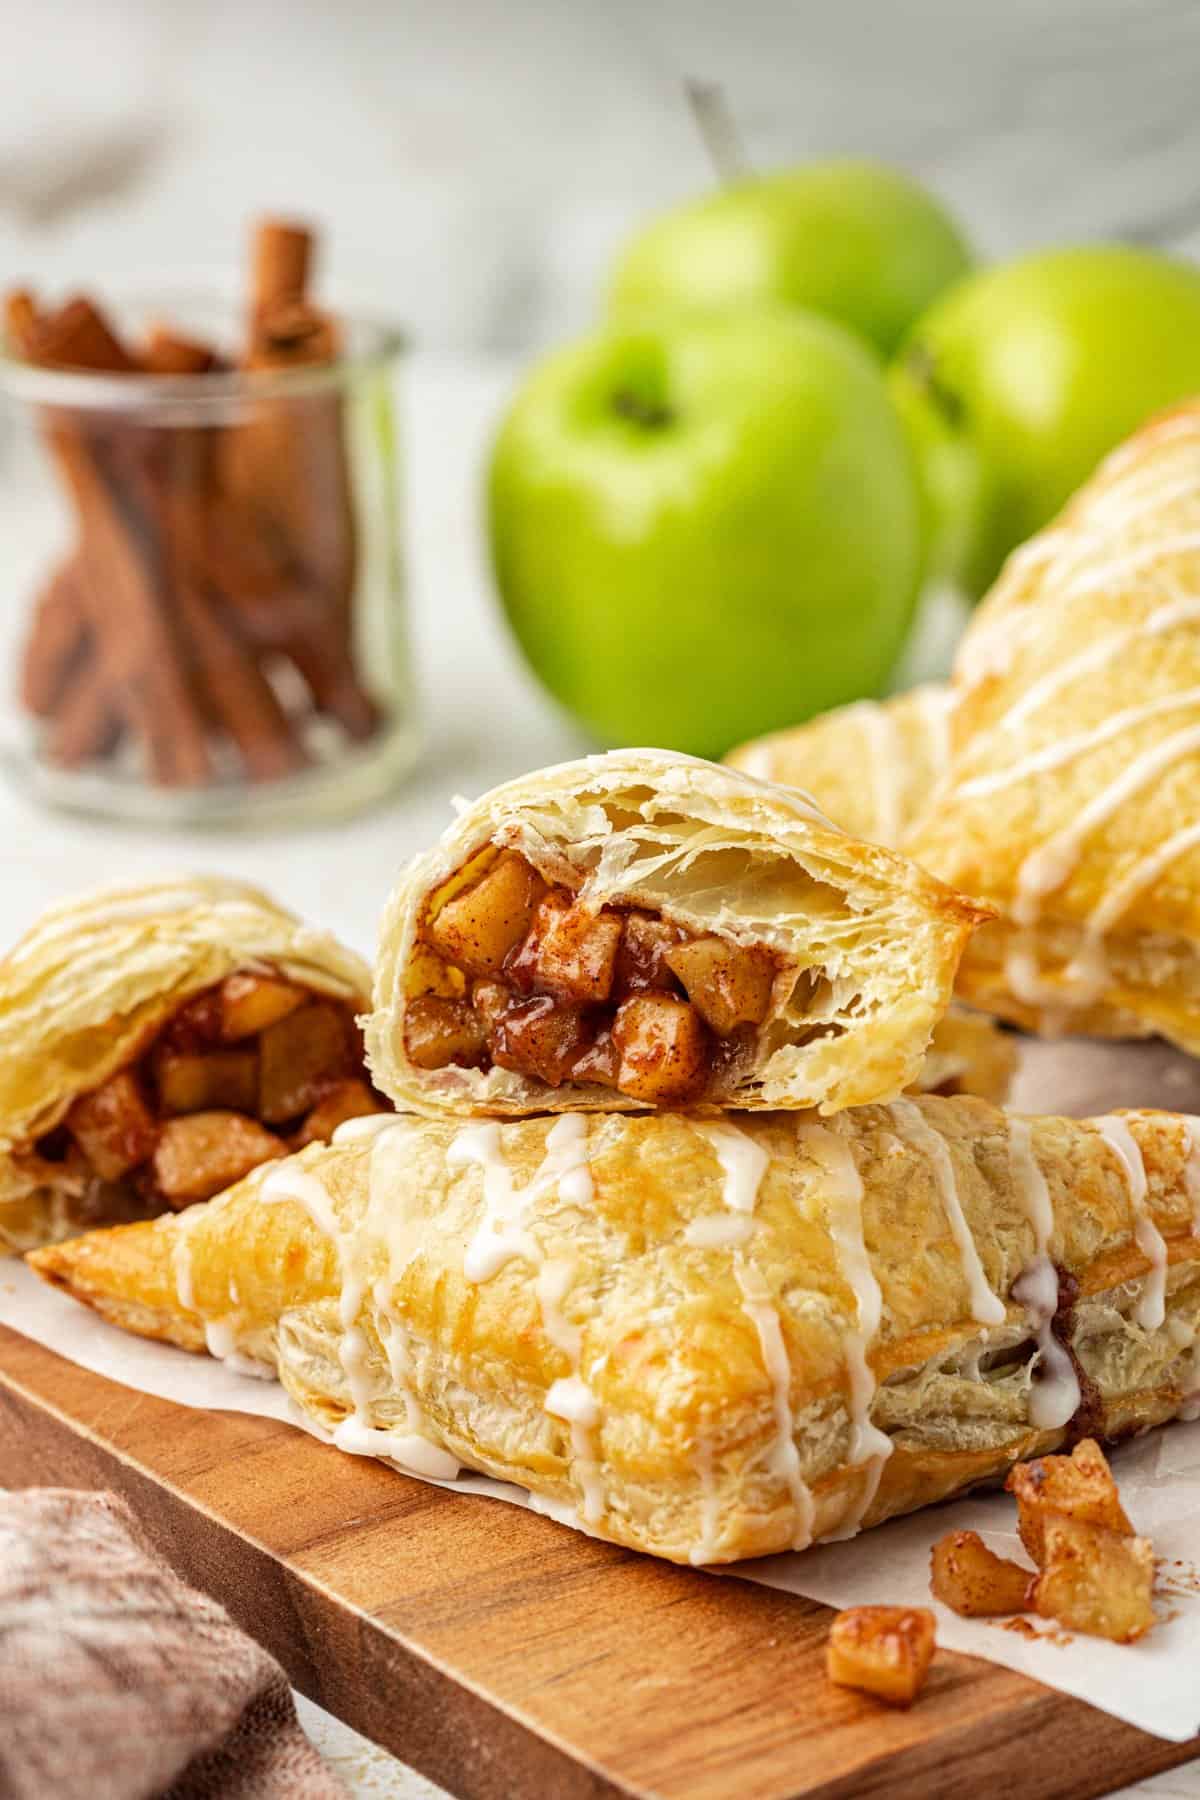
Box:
[0,292,419,827]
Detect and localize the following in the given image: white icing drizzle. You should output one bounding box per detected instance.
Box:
[888,1100,1006,1326]
[450,1116,593,1282]
[684,1213,755,1249]
[260,1154,461,1480]
[734,1259,815,1551]
[689,1123,769,1221]
[959,686,1200,801]
[448,1117,603,1525]
[332,1112,407,1143]
[1092,1115,1167,1332]
[170,1203,206,1313]
[998,597,1200,735]
[799,1123,891,1539]
[1008,1116,1081,1430]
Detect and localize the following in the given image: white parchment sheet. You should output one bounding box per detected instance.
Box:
[5,1038,1200,1742]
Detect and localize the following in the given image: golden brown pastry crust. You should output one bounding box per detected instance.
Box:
[367,749,987,1118]
[726,685,954,847]
[0,876,371,1252]
[31,1098,1200,1566]
[906,403,1200,1048]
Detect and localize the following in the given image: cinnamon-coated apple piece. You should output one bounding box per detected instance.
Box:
[929,1530,1033,1617]
[611,994,708,1102]
[294,1078,389,1146]
[826,1606,936,1706]
[1006,1439,1133,1569]
[613,912,684,996]
[155,1048,258,1116]
[152,1111,284,1203]
[489,994,591,1086]
[509,893,623,1003]
[218,971,306,1041]
[258,1001,350,1122]
[427,851,544,979]
[666,935,775,1035]
[404,996,486,1070]
[1032,1515,1155,1643]
[66,1071,159,1181]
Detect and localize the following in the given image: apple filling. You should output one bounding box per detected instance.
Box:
[33,971,388,1222]
[405,849,782,1104]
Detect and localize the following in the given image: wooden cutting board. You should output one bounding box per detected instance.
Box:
[1,1320,1196,1800]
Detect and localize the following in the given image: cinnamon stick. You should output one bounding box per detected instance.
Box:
[20,559,90,716]
[248,219,313,329]
[142,327,219,376]
[46,659,123,767]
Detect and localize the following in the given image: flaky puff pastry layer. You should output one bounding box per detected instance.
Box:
[367,749,987,1117]
[31,1099,1200,1565]
[726,684,954,849]
[725,692,1013,1104]
[0,876,371,1253]
[906,404,1200,1050]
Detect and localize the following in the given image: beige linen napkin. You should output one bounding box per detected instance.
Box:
[0,1488,347,1800]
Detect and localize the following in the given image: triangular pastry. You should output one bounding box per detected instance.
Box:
[0,876,386,1253]
[367,749,987,1117]
[31,1098,1200,1565]
[907,404,1200,1048]
[726,683,954,848]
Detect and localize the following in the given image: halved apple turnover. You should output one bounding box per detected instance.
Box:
[30,1097,1200,1565]
[0,877,387,1252]
[368,750,988,1116]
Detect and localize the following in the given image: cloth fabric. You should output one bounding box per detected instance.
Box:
[0,1487,347,1800]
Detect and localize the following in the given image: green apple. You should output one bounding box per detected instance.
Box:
[891,244,1200,597]
[608,161,971,358]
[488,309,923,758]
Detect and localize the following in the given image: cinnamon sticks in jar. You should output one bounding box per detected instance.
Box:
[5,218,381,789]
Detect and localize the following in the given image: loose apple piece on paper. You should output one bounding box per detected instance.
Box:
[1006,1439,1133,1570]
[1032,1516,1155,1644]
[929,1530,1033,1617]
[826,1606,936,1707]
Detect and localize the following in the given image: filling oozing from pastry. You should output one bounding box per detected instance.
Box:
[404,848,789,1104]
[31,971,388,1223]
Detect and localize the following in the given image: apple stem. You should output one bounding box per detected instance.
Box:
[683,79,749,184]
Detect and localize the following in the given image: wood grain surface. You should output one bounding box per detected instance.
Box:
[2,1319,1197,1800]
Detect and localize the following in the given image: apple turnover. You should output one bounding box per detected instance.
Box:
[30,1097,1200,1565]
[907,402,1200,1049]
[0,876,387,1253]
[368,750,988,1117]
[726,684,954,848]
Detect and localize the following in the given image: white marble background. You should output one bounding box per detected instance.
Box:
[2,0,1200,351]
[5,4,1200,1793]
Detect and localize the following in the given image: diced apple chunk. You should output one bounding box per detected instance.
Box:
[930,1530,1033,1617]
[404,997,486,1071]
[219,971,306,1041]
[258,1001,350,1122]
[611,995,709,1102]
[1006,1438,1133,1570]
[1032,1515,1155,1642]
[66,1071,159,1181]
[153,1112,284,1203]
[666,935,775,1036]
[826,1606,936,1707]
[514,895,623,1003]
[490,995,591,1086]
[614,912,684,996]
[426,851,544,979]
[294,1079,390,1146]
[156,1048,258,1116]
